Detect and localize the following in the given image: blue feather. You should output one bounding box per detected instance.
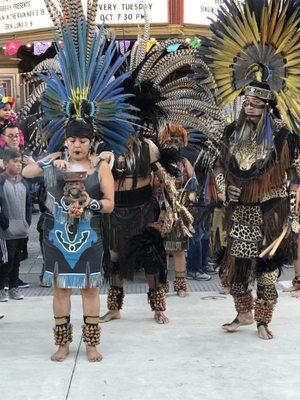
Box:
[36,3,138,151]
[94,71,131,102]
[92,53,128,99]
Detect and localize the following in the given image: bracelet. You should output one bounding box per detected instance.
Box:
[288,213,300,234]
[215,172,226,197]
[87,198,103,211]
[36,157,57,169]
[289,190,298,214]
[292,154,300,179]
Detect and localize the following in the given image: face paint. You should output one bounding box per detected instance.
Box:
[243,99,266,110]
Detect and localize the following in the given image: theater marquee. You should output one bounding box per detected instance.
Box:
[184,0,243,25]
[0,0,169,35]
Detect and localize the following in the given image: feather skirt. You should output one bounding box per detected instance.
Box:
[109,195,160,280]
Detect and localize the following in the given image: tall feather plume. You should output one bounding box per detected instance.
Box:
[86,0,98,60]
[44,0,62,40]
[135,6,150,68]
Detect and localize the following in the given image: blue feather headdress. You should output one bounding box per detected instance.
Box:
[36,0,138,153]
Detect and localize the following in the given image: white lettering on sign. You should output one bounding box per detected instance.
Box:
[184,0,244,25]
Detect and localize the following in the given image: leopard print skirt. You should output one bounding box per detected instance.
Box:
[229,204,263,259]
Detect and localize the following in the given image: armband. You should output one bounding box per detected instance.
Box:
[215,172,226,198]
[288,190,300,233]
[98,151,115,170]
[150,161,159,172]
[87,198,103,211]
[292,155,300,180]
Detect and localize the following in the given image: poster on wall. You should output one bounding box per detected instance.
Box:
[0,80,10,97]
[0,0,169,35]
[184,0,244,25]
[0,75,15,98]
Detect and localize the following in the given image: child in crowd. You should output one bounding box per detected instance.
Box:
[0,123,33,288]
[0,149,32,302]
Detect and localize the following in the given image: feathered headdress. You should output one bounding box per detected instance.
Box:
[21,0,138,153]
[121,13,225,138]
[200,0,300,132]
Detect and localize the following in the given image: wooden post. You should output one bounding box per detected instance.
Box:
[169,0,184,25]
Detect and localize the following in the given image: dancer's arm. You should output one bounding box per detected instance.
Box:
[22,152,61,178]
[97,161,114,214]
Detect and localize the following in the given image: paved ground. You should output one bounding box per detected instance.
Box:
[0,215,299,399]
[0,291,299,400]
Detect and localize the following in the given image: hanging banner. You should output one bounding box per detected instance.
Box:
[184,0,244,25]
[0,0,169,35]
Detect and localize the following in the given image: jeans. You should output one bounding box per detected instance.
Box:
[187,206,211,274]
[0,238,25,289]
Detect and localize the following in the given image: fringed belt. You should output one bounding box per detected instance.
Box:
[115,184,153,207]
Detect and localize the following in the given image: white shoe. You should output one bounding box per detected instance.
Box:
[8,288,24,300]
[0,289,8,302]
[205,265,219,274]
[195,272,211,281]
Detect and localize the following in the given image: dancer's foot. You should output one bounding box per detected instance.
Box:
[99,310,121,323]
[154,311,169,324]
[219,286,230,295]
[176,289,189,298]
[292,290,300,298]
[257,323,274,340]
[51,344,70,362]
[86,345,103,362]
[222,312,254,332]
[283,285,296,292]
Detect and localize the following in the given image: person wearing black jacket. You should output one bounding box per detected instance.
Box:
[0,149,31,302]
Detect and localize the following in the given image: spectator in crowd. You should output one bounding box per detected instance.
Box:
[0,122,21,156]
[0,218,8,316]
[0,122,31,161]
[0,123,33,288]
[0,149,32,302]
[181,143,212,281]
[186,167,212,281]
[0,96,25,148]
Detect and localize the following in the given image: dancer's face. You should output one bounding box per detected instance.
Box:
[244,96,265,118]
[66,136,91,161]
[161,135,184,151]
